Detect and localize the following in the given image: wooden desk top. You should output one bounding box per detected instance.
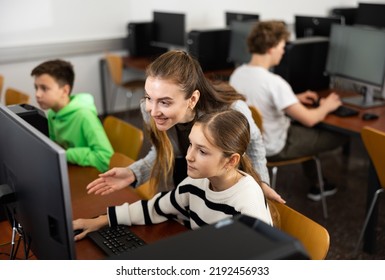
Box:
[68,165,187,260]
[319,89,385,134]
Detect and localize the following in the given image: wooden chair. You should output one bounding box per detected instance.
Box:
[353,126,385,255]
[248,105,328,218]
[5,88,30,106]
[109,152,156,199]
[103,115,144,161]
[271,201,330,260]
[105,53,145,114]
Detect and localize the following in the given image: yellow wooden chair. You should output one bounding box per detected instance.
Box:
[271,201,330,260]
[103,115,143,161]
[248,105,328,218]
[5,88,30,106]
[109,152,156,199]
[354,126,385,255]
[105,53,145,114]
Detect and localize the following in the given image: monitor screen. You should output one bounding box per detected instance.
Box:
[326,24,385,87]
[228,20,258,65]
[0,104,75,260]
[225,11,259,26]
[295,15,343,38]
[355,3,385,28]
[151,11,186,49]
[326,24,385,107]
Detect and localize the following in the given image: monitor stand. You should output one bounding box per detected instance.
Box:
[342,86,385,108]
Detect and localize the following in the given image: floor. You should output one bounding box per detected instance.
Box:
[113,109,385,260]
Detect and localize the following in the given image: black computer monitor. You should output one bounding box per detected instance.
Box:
[326,24,385,108]
[0,104,75,260]
[273,37,330,93]
[295,15,343,38]
[187,28,234,71]
[329,7,358,25]
[225,11,259,26]
[151,11,186,49]
[355,2,385,29]
[228,20,258,66]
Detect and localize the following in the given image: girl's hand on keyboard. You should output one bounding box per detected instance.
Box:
[73,215,108,241]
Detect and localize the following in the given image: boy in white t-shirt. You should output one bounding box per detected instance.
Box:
[230,20,347,201]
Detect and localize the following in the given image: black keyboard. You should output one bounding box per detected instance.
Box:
[332,105,359,117]
[88,225,146,256]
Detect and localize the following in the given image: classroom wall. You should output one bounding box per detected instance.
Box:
[0,0,379,114]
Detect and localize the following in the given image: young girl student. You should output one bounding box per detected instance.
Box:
[73,110,272,240]
[86,50,284,204]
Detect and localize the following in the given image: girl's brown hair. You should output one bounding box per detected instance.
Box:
[196,109,262,185]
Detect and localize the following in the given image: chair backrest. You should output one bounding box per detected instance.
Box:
[361,126,385,188]
[248,105,263,132]
[103,115,143,160]
[105,54,123,85]
[271,201,330,260]
[5,88,30,106]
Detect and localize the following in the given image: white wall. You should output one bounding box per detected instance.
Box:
[1,0,380,114]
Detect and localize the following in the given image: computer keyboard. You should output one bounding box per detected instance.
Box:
[331,105,359,117]
[88,225,146,257]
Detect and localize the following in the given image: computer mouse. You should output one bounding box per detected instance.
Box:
[362,113,379,121]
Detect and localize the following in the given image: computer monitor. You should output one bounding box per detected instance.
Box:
[228,20,258,66]
[295,15,343,38]
[355,3,385,29]
[0,104,75,260]
[326,24,385,108]
[151,11,186,49]
[273,37,330,93]
[330,7,358,25]
[225,11,259,26]
[187,28,234,71]
[7,104,49,137]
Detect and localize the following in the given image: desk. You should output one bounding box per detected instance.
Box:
[99,55,234,116]
[0,164,187,260]
[319,89,385,254]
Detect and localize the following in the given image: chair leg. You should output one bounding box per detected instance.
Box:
[314,157,328,219]
[125,90,133,119]
[110,84,118,113]
[353,189,384,256]
[271,166,278,189]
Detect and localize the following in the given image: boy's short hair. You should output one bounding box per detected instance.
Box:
[247,20,290,55]
[31,59,75,94]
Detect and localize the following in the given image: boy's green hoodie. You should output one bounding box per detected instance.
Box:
[47,93,113,172]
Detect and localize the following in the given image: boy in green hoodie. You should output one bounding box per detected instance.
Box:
[31,59,113,172]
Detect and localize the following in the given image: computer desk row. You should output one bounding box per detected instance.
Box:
[319,88,385,254]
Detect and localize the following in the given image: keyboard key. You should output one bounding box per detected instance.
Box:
[88,225,146,256]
